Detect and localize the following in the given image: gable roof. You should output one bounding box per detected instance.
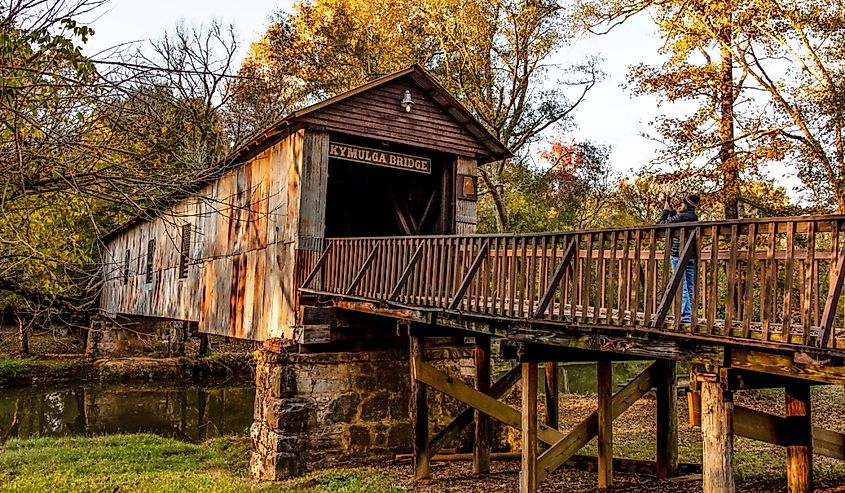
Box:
[102,65,511,243]
[229,64,510,164]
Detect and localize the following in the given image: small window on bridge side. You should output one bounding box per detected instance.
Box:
[145,239,155,283]
[179,224,191,279]
[122,249,130,285]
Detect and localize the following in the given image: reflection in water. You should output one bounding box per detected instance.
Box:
[0,383,255,442]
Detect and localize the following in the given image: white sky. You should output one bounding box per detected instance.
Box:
[80,0,796,193]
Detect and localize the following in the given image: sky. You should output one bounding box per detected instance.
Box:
[79,0,793,192]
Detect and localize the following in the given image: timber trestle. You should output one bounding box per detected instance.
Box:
[299,215,845,492]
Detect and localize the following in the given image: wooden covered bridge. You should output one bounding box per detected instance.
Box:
[96,65,845,492]
[299,216,845,493]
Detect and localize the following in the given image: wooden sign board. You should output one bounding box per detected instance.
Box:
[329,142,431,174]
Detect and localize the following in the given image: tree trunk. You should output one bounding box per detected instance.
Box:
[15,313,29,355]
[719,11,739,220]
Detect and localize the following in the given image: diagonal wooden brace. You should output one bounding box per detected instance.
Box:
[536,362,655,481]
[448,240,491,310]
[533,237,577,319]
[819,246,845,347]
[388,242,425,301]
[429,363,522,453]
[413,359,565,445]
[344,244,381,295]
[300,243,333,290]
[651,229,697,328]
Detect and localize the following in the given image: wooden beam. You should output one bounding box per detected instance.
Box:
[785,384,813,493]
[696,402,845,461]
[700,380,734,493]
[721,367,825,391]
[655,360,678,479]
[521,362,538,493]
[448,240,490,310]
[651,230,698,328]
[388,243,425,301]
[533,238,577,318]
[544,362,559,430]
[730,349,845,385]
[507,325,723,364]
[597,361,613,489]
[819,246,845,347]
[429,364,521,453]
[300,243,333,290]
[413,359,565,445]
[474,335,491,474]
[537,362,655,481]
[344,245,380,295]
[410,335,430,479]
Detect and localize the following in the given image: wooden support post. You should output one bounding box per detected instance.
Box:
[700,380,734,493]
[655,360,678,479]
[597,361,613,489]
[521,362,538,493]
[474,335,491,475]
[410,334,430,480]
[785,384,813,493]
[545,362,558,430]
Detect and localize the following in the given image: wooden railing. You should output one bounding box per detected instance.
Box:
[300,216,845,350]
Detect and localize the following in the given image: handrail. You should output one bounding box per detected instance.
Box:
[299,216,845,351]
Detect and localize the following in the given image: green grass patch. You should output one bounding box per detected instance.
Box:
[0,356,82,386]
[0,434,406,493]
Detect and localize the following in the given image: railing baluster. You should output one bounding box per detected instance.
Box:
[651,230,698,329]
[581,233,593,324]
[742,223,757,339]
[706,225,718,334]
[725,225,739,336]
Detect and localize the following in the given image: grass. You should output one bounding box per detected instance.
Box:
[0,434,406,493]
[0,355,84,387]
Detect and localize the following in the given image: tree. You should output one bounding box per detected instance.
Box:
[576,0,845,214]
[480,138,615,232]
[244,0,601,231]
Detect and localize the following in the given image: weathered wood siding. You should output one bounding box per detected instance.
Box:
[100,130,327,340]
[298,75,488,159]
[455,156,478,234]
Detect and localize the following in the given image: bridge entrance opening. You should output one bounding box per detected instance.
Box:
[324,138,454,238]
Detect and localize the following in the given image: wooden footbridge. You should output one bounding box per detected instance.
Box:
[300,215,845,493]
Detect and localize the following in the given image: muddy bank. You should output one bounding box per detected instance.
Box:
[0,353,254,389]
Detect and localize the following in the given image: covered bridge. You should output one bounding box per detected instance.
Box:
[98,65,510,341]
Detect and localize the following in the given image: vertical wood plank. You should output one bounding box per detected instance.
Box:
[707,225,719,334]
[521,362,538,493]
[545,362,559,430]
[701,380,735,493]
[785,383,813,493]
[656,360,678,479]
[783,221,796,341]
[581,233,593,324]
[597,360,613,490]
[743,223,757,338]
[725,224,739,336]
[410,333,430,480]
[474,335,491,474]
[803,223,815,345]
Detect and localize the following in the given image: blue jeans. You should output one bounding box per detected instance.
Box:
[671,256,696,323]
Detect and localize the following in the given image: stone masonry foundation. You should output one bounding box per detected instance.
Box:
[86,315,194,358]
[249,344,474,480]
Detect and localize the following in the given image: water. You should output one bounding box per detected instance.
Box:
[0,382,255,442]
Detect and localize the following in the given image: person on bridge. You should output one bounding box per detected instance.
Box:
[657,194,700,323]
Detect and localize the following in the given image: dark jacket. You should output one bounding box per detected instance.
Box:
[657,208,698,258]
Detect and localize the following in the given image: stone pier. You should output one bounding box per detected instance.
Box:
[249,341,474,480]
[86,315,194,357]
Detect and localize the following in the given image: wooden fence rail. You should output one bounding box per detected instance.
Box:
[300,216,845,350]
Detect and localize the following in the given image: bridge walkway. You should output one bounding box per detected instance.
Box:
[299,215,845,493]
